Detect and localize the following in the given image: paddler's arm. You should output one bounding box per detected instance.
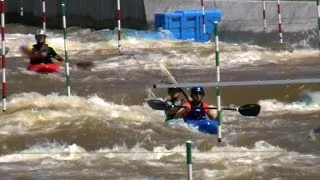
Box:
[174,102,190,119]
[164,100,179,116]
[20,45,45,61]
[173,108,185,119]
[20,45,34,57]
[206,110,217,120]
[166,107,180,116]
[204,103,217,120]
[54,54,64,62]
[48,46,64,62]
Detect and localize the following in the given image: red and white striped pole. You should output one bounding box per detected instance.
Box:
[277,0,283,43]
[317,0,320,49]
[1,0,6,111]
[201,0,206,34]
[42,0,46,32]
[116,0,122,52]
[262,0,267,29]
[20,0,24,17]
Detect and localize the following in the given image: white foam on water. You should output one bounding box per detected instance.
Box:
[92,140,319,178]
[258,91,320,114]
[0,142,87,163]
[0,92,164,134]
[6,30,319,72]
[0,136,318,179]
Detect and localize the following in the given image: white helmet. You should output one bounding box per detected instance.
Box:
[35,29,46,36]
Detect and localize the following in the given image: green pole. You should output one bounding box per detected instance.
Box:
[317,0,320,49]
[186,140,192,180]
[61,2,71,96]
[214,21,222,142]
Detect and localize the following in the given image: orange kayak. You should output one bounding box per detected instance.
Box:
[27,63,60,73]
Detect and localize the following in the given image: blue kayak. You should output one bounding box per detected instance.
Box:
[166,118,218,134]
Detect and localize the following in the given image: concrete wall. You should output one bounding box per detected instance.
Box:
[6,0,148,30]
[5,0,318,32]
[143,0,318,32]
[4,0,319,47]
[143,0,319,47]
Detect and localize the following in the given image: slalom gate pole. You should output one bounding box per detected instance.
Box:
[214,21,222,142]
[186,141,192,180]
[1,0,6,111]
[42,0,46,31]
[117,0,122,52]
[61,3,71,96]
[154,78,320,88]
[317,0,320,49]
[20,0,23,17]
[201,0,206,34]
[262,0,266,29]
[277,0,283,43]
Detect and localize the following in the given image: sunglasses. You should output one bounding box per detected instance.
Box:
[191,92,204,96]
[35,35,45,39]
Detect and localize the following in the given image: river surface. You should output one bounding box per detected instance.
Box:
[0,24,319,179]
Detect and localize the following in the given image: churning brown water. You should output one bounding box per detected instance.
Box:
[0,24,319,179]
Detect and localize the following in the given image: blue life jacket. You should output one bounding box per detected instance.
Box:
[184,102,207,120]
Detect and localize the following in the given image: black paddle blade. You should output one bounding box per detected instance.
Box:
[147,100,170,111]
[238,104,261,116]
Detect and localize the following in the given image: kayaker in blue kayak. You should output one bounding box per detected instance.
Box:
[164,87,185,121]
[20,29,64,65]
[175,86,216,120]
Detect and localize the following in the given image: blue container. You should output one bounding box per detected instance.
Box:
[154,9,222,42]
[155,13,183,39]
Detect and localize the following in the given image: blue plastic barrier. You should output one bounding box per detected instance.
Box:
[155,9,222,42]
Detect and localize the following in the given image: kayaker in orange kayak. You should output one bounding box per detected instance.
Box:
[20,29,64,65]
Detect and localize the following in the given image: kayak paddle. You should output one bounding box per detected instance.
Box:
[158,62,192,101]
[147,100,261,117]
[147,100,172,111]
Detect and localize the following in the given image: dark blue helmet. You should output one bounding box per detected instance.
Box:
[190,86,205,96]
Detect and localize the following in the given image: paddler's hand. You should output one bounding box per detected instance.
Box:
[20,45,31,55]
[55,54,64,62]
[165,101,173,109]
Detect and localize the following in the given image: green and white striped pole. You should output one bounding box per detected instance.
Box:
[186,140,192,180]
[62,3,71,96]
[317,0,320,49]
[214,21,222,142]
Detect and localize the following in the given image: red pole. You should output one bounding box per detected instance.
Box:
[1,0,6,111]
[201,0,206,34]
[262,0,267,29]
[277,0,283,43]
[117,0,121,52]
[42,0,46,31]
